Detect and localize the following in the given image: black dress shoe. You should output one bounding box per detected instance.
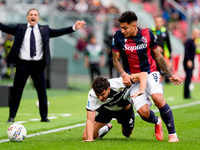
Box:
[41,118,51,122]
[184,96,191,99]
[7,117,14,123]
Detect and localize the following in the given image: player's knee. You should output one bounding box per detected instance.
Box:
[137,104,150,119]
[122,125,134,138]
[123,130,132,138]
[151,93,166,108]
[138,109,150,119]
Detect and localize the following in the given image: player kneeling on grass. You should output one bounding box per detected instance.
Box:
[82,72,147,142]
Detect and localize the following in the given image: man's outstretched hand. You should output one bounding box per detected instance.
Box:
[169,75,182,86]
[75,20,86,29]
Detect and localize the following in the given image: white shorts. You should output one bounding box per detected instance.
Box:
[130,71,164,111]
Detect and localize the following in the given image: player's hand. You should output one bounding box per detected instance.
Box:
[131,91,144,98]
[169,74,182,86]
[122,73,132,86]
[83,139,95,142]
[75,20,86,29]
[84,61,89,68]
[100,61,105,67]
[187,60,193,68]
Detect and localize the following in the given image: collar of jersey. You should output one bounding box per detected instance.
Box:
[108,89,117,98]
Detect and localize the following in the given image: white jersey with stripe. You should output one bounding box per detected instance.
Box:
[86,77,132,111]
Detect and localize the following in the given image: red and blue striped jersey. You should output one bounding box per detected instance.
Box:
[112,28,158,74]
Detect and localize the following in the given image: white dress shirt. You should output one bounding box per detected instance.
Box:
[19,23,43,61]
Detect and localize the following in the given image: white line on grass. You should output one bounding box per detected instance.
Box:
[1,100,200,144]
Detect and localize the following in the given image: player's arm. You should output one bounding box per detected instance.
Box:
[113,51,131,86]
[84,53,89,68]
[130,72,148,98]
[100,53,105,67]
[152,47,172,77]
[82,110,96,142]
[152,48,182,85]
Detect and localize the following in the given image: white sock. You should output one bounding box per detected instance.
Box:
[98,125,109,137]
[169,133,177,137]
[156,117,161,124]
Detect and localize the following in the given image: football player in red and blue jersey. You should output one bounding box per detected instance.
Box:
[112,11,182,142]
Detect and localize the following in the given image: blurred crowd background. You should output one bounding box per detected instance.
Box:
[0,0,200,82]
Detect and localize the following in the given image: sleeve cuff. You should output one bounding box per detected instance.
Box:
[72,25,76,31]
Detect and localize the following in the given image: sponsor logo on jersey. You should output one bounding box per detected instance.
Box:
[124,44,147,52]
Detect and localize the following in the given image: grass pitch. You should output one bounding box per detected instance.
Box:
[0,78,200,150]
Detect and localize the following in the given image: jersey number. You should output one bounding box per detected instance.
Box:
[152,73,158,82]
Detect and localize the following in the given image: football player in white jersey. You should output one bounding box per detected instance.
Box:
[82,72,147,142]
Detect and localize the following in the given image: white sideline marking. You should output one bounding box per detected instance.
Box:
[1,100,200,144]
[26,123,86,138]
[15,121,28,124]
[14,114,72,124]
[60,114,72,117]
[29,119,40,121]
[167,97,175,101]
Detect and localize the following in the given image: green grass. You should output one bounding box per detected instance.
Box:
[0,80,200,150]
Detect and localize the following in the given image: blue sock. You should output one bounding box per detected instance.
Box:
[159,103,176,134]
[141,110,158,124]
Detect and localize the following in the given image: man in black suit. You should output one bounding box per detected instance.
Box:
[183,28,200,99]
[0,8,86,123]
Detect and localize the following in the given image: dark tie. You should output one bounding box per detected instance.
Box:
[30,26,36,58]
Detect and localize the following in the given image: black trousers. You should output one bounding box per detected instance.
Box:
[9,59,48,119]
[89,63,100,82]
[183,64,194,98]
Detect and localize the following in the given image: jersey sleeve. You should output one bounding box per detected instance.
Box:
[112,32,120,52]
[165,30,172,58]
[84,47,89,56]
[149,29,158,50]
[86,90,101,111]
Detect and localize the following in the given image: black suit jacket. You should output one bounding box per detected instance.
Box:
[0,22,74,66]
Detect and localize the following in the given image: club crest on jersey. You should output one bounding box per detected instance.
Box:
[141,36,147,44]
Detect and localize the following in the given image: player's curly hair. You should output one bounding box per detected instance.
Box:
[118,11,138,24]
[92,76,110,94]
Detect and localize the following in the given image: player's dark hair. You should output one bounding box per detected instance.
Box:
[118,11,138,24]
[92,76,110,94]
[154,15,163,19]
[27,8,39,16]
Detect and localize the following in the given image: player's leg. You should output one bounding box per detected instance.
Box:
[93,108,113,139]
[117,104,135,137]
[151,93,178,142]
[82,122,107,140]
[137,103,163,141]
[95,64,101,76]
[148,71,179,142]
[93,122,112,139]
[130,82,163,140]
[137,104,158,124]
[89,64,94,82]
